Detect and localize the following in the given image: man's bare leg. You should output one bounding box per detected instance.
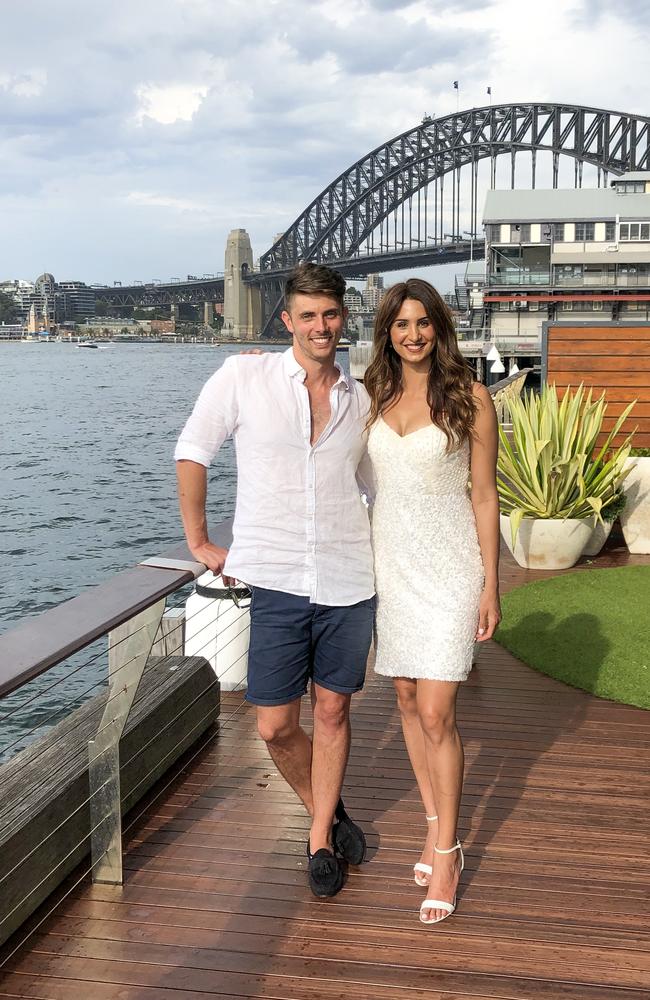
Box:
[257,689,351,855]
[309,685,351,853]
[256,700,314,815]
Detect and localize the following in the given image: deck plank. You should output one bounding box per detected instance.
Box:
[1,538,649,999]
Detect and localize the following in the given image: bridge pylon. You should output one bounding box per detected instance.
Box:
[224,229,261,340]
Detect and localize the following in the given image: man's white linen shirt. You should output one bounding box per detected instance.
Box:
[174,349,375,606]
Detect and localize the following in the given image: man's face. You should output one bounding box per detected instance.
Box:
[281,293,347,365]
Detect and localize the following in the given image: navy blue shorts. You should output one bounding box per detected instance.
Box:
[246,587,375,706]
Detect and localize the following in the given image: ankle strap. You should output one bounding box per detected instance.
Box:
[425,815,438,822]
[434,840,461,855]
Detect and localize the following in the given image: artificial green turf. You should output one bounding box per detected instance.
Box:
[494,566,650,709]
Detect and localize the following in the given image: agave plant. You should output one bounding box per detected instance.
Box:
[498,384,636,545]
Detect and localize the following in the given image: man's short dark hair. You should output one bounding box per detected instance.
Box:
[284,263,347,312]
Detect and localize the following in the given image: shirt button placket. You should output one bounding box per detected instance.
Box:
[307,448,317,600]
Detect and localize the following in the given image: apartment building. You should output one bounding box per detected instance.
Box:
[0,274,96,324]
[480,172,650,342]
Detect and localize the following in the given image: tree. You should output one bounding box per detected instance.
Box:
[0,291,19,323]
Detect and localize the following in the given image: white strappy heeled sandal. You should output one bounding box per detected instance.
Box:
[413,815,437,887]
[419,840,464,924]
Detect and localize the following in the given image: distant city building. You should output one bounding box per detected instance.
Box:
[0,322,23,340]
[58,281,96,319]
[344,287,363,311]
[362,274,385,310]
[27,303,46,334]
[0,273,96,324]
[476,171,650,343]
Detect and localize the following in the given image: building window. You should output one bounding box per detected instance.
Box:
[486,224,501,242]
[551,223,564,241]
[554,264,583,284]
[575,222,595,241]
[519,224,531,242]
[618,181,646,193]
[620,222,650,241]
[605,222,616,241]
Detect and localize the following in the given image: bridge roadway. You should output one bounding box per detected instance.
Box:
[245,239,483,283]
[92,240,483,309]
[93,276,226,309]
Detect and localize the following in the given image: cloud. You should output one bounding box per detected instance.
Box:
[0,0,649,285]
[133,84,209,125]
[0,69,47,98]
[583,0,650,25]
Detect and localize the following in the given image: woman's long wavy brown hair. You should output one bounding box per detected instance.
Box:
[364,278,477,449]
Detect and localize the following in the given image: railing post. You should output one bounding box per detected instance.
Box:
[88,598,166,883]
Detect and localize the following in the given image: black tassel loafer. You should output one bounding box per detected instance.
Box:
[332,797,366,866]
[306,842,344,898]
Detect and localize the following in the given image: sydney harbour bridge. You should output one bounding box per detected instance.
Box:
[96,103,650,336]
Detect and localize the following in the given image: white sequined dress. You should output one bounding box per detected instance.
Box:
[368,418,484,681]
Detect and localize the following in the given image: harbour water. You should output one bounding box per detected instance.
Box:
[1,340,352,759]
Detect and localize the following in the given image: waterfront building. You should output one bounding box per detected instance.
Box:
[0,274,96,324]
[58,280,96,320]
[0,322,24,340]
[477,172,650,344]
[26,303,47,334]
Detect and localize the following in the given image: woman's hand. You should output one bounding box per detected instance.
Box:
[475,587,501,641]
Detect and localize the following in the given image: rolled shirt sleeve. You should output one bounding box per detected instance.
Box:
[174,356,239,467]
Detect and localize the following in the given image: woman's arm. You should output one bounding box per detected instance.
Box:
[469,382,501,641]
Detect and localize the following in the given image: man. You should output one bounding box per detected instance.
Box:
[174,263,375,898]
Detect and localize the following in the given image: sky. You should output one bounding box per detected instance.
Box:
[1,0,649,290]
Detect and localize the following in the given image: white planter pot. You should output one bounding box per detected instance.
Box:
[500,513,593,570]
[582,518,614,557]
[620,457,650,554]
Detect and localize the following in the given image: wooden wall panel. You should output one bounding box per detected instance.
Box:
[546,324,650,450]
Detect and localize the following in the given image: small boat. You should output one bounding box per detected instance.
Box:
[76,341,99,349]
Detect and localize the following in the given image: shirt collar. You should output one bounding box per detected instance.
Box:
[282,347,351,391]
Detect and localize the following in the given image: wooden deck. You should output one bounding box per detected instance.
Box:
[1,538,649,999]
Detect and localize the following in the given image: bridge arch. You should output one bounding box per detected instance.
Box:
[259,103,650,274]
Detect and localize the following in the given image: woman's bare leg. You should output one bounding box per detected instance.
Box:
[416,679,464,921]
[393,677,438,877]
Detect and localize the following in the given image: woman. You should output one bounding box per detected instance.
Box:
[364,278,501,925]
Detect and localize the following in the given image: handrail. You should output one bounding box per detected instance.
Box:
[0,518,233,700]
[488,368,534,395]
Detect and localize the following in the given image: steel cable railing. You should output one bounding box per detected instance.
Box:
[0,666,251,971]
[0,596,251,834]
[0,567,255,959]
[0,583,246,764]
[0,606,251,851]
[0,652,249,913]
[0,583,197,729]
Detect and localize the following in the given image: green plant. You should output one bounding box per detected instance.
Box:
[498,384,636,544]
[630,447,650,458]
[601,489,626,522]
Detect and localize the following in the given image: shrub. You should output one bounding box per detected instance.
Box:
[498,384,635,544]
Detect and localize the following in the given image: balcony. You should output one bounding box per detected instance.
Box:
[491,271,650,288]
[489,272,551,286]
